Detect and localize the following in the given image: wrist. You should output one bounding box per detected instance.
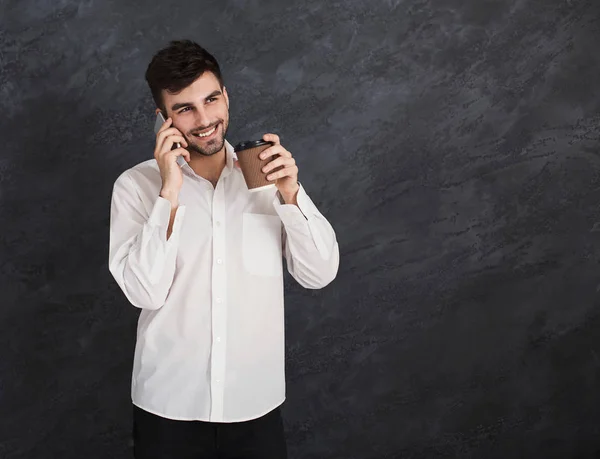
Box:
[159,188,179,208]
[280,183,300,205]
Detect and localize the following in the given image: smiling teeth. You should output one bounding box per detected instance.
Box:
[195,127,216,137]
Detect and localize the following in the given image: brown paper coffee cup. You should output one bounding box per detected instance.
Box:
[234,140,283,192]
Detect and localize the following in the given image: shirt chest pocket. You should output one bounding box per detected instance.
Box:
[242,213,283,277]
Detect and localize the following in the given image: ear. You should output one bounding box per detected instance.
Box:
[223,86,229,109]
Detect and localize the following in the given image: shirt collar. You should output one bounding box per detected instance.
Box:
[221,140,237,178]
[180,140,237,179]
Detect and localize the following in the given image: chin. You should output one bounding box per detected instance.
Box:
[191,137,225,157]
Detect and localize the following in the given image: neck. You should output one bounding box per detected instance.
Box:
[188,145,227,186]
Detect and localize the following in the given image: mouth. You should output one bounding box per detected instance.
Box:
[192,123,219,140]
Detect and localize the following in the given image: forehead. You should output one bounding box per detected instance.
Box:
[162,71,222,104]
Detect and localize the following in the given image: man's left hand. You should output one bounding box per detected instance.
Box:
[260,133,300,204]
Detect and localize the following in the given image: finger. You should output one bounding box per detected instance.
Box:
[262,133,280,145]
[234,160,241,169]
[159,136,188,156]
[156,127,186,151]
[259,144,290,160]
[267,165,298,181]
[156,116,173,135]
[262,156,295,173]
[179,147,192,163]
[157,127,185,145]
[170,146,191,163]
[155,135,188,160]
[159,135,188,155]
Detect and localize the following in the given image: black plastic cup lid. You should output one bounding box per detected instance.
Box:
[233,139,273,152]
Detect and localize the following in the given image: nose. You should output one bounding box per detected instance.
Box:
[194,107,211,128]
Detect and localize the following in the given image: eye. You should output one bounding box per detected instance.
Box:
[207,97,217,103]
[178,107,192,114]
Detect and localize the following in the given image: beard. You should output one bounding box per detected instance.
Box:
[186,120,228,157]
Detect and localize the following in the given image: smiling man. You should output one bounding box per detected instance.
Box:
[108,40,339,458]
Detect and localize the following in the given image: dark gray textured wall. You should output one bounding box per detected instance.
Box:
[2,0,600,457]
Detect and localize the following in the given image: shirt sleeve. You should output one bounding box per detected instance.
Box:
[108,171,186,310]
[272,184,339,289]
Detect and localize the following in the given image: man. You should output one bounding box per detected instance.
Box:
[108,39,339,458]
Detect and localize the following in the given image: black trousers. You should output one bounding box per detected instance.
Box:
[132,404,288,459]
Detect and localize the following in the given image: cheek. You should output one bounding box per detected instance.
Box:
[215,104,229,121]
[178,118,196,133]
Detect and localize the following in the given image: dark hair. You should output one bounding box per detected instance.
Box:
[145,40,224,113]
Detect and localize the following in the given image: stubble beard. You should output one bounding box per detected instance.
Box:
[187,120,228,157]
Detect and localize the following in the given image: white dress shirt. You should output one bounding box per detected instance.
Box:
[108,140,339,422]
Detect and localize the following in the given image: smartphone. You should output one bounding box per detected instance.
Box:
[154,111,181,149]
[154,112,186,167]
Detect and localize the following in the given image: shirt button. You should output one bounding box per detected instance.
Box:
[217,258,223,264]
[216,221,221,226]
[216,379,220,383]
[216,337,221,342]
[216,298,223,304]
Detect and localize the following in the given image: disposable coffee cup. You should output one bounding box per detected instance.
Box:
[234,140,283,192]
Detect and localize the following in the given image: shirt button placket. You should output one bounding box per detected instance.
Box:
[210,181,227,421]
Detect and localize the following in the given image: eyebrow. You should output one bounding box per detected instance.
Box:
[171,90,223,111]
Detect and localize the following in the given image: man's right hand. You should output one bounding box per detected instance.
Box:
[154,117,190,206]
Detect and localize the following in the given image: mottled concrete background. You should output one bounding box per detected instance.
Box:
[2,0,600,457]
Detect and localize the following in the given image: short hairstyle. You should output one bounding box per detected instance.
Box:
[145,40,224,112]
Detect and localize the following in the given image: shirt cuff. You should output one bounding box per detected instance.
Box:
[148,196,187,232]
[272,184,316,227]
